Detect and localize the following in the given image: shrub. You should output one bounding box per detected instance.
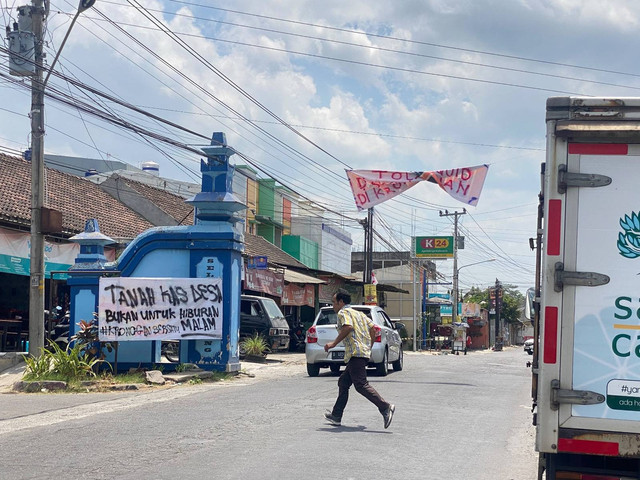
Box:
[240,333,270,356]
[23,341,103,382]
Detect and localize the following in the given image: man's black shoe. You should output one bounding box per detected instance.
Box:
[324,410,341,426]
[383,404,395,429]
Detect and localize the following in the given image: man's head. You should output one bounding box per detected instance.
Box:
[332,288,351,312]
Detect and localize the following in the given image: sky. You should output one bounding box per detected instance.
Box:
[1,0,640,295]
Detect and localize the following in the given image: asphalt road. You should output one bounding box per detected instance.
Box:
[0,346,537,480]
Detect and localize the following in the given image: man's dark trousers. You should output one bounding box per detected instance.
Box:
[332,357,388,419]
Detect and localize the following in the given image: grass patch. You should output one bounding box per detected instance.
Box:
[101,372,146,384]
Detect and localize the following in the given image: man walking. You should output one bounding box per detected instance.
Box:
[323,289,395,429]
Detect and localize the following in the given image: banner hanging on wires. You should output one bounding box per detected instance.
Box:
[346,164,489,211]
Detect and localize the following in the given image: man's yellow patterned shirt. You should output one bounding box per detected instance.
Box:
[338,306,374,362]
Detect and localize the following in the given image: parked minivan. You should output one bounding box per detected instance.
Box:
[240,295,290,352]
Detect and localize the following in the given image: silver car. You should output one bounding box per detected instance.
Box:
[305,305,403,377]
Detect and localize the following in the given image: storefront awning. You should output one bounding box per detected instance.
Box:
[283,270,326,284]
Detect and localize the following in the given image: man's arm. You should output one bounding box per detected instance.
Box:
[324,324,353,352]
[369,325,377,349]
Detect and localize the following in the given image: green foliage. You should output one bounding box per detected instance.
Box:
[462,285,526,324]
[501,286,525,324]
[23,341,105,382]
[189,377,203,385]
[240,333,270,356]
[72,315,115,362]
[175,363,189,373]
[22,349,52,379]
[101,371,146,384]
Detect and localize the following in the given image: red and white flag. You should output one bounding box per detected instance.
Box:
[371,271,378,285]
[346,164,489,211]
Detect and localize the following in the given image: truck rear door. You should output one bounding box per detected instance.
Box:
[559,143,640,431]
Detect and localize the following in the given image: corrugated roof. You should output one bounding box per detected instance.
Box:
[244,234,308,269]
[284,269,326,284]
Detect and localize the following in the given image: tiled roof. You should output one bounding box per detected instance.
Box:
[116,176,194,226]
[0,154,153,239]
[0,154,313,271]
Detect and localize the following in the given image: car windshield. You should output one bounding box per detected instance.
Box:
[261,299,285,320]
[316,310,338,325]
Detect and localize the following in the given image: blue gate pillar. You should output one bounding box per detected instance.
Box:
[183,132,246,371]
[67,219,115,341]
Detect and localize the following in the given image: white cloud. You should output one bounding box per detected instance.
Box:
[1,0,638,287]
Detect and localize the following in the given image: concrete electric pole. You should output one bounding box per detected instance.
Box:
[28,0,46,356]
[439,209,466,325]
[13,0,96,355]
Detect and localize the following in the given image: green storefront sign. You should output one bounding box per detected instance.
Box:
[413,236,454,258]
[0,254,71,278]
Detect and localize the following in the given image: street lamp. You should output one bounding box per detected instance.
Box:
[29,0,96,356]
[452,258,496,324]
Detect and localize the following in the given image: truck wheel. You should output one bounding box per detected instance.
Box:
[307,363,320,377]
[376,350,389,376]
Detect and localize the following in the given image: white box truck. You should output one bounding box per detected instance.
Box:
[534,97,640,479]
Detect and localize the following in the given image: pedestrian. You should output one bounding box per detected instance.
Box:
[323,288,395,429]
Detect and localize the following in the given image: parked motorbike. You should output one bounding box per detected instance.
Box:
[161,341,180,362]
[49,310,70,350]
[287,315,306,352]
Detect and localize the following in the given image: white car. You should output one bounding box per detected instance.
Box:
[305,305,403,377]
[524,338,534,355]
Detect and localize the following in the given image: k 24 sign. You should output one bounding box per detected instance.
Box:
[412,236,454,258]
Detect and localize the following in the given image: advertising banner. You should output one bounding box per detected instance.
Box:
[413,236,454,258]
[461,303,481,317]
[571,154,640,420]
[98,277,223,341]
[244,266,284,297]
[364,284,377,305]
[0,227,78,276]
[282,283,314,307]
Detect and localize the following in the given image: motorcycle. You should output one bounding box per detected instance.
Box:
[161,341,180,362]
[49,309,70,350]
[287,315,306,352]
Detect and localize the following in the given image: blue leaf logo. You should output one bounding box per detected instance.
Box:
[618,211,640,259]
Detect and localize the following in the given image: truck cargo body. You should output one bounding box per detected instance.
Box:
[536,97,640,479]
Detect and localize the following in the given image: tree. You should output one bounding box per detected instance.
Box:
[462,286,488,305]
[500,286,525,324]
[461,285,525,324]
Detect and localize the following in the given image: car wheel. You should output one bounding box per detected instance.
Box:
[376,349,389,376]
[307,363,320,377]
[329,364,341,375]
[527,350,533,355]
[392,346,403,371]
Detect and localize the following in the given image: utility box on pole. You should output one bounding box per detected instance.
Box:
[7,29,36,76]
[7,5,36,76]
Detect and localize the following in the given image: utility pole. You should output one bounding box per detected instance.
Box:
[494,278,502,346]
[359,207,374,286]
[29,0,46,356]
[11,0,96,356]
[439,209,466,324]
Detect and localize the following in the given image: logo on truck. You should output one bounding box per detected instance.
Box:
[617,211,640,259]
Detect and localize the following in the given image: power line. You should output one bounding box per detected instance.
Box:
[78,2,640,93]
[162,0,640,80]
